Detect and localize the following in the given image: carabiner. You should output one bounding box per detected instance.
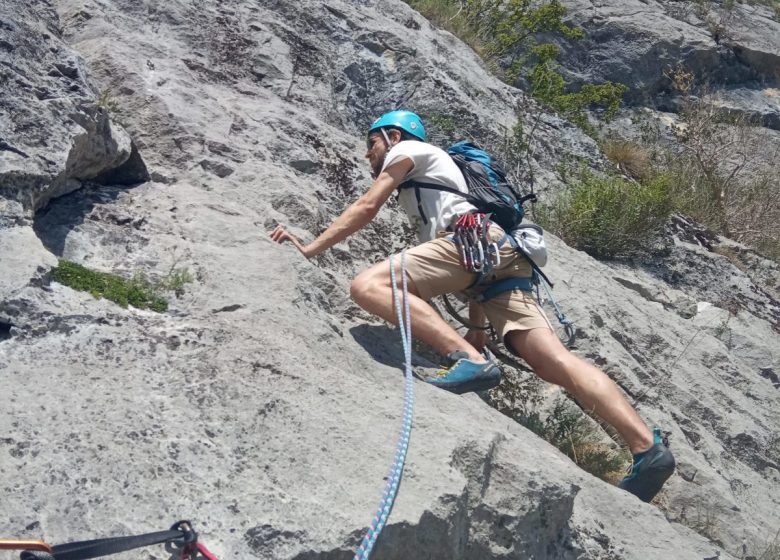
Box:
[489,242,501,267]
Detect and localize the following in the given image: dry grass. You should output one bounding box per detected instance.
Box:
[600,137,652,181]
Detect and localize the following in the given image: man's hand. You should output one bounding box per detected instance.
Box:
[270,225,312,258]
[464,328,489,352]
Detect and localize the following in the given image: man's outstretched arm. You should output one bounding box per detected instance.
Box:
[270,158,413,258]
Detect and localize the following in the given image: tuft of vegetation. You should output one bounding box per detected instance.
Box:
[405,0,626,132]
[517,398,629,482]
[423,112,460,144]
[595,65,780,263]
[536,169,673,259]
[51,260,194,312]
[599,137,652,182]
[528,43,627,133]
[96,90,119,114]
[157,266,195,298]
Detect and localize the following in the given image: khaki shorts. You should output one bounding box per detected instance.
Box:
[404,225,553,341]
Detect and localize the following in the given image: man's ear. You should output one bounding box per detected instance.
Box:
[389,128,403,146]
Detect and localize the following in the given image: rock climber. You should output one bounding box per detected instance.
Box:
[270,110,675,502]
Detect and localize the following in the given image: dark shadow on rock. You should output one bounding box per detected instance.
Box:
[350,323,442,373]
[0,321,12,341]
[93,141,150,185]
[349,323,405,370]
[33,181,142,257]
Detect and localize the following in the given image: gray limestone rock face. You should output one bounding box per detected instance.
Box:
[0,0,147,216]
[0,1,778,559]
[548,1,780,105]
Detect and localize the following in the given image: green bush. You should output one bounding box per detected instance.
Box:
[405,0,625,129]
[52,260,169,312]
[529,44,627,133]
[538,170,673,259]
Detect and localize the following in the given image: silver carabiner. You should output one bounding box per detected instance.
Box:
[490,242,501,267]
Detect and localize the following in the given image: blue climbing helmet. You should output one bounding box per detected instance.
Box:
[368,110,427,142]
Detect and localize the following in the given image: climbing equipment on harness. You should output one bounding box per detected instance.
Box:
[10,520,217,560]
[451,212,499,274]
[511,223,547,268]
[353,251,414,560]
[471,271,576,346]
[443,219,575,345]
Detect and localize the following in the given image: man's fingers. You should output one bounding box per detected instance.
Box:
[270,225,289,243]
[270,226,305,254]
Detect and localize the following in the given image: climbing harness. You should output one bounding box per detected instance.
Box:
[441,293,490,331]
[469,271,575,346]
[451,212,499,274]
[6,520,217,560]
[353,251,414,560]
[445,217,576,346]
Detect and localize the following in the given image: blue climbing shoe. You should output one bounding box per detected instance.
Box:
[618,427,676,502]
[426,352,501,394]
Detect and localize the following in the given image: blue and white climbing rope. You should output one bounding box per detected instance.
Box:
[353,251,415,560]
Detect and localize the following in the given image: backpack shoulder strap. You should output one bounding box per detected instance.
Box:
[398,180,466,197]
[398,180,470,226]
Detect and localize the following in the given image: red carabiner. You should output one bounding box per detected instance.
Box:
[182,541,219,560]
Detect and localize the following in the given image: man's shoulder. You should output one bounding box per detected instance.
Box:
[391,140,447,158]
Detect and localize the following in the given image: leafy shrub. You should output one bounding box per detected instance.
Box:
[405,0,626,129]
[51,260,192,312]
[96,90,119,114]
[645,65,780,262]
[529,44,627,133]
[423,112,460,144]
[537,170,673,259]
[157,266,195,298]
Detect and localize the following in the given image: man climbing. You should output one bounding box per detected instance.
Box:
[270,110,675,503]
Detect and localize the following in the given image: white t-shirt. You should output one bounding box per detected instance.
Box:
[381,141,476,242]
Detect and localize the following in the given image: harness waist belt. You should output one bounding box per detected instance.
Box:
[475,276,534,303]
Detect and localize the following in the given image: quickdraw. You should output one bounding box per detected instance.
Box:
[451,212,499,274]
[5,520,217,560]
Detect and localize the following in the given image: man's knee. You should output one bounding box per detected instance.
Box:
[350,264,390,302]
[350,262,421,306]
[350,270,373,305]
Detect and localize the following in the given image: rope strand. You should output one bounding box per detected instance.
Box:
[353,251,415,560]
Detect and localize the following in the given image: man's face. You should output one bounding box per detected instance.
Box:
[365,131,388,179]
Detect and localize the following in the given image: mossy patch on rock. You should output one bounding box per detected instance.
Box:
[51,260,169,312]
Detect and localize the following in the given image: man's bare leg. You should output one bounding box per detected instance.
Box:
[350,258,484,363]
[506,327,654,454]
